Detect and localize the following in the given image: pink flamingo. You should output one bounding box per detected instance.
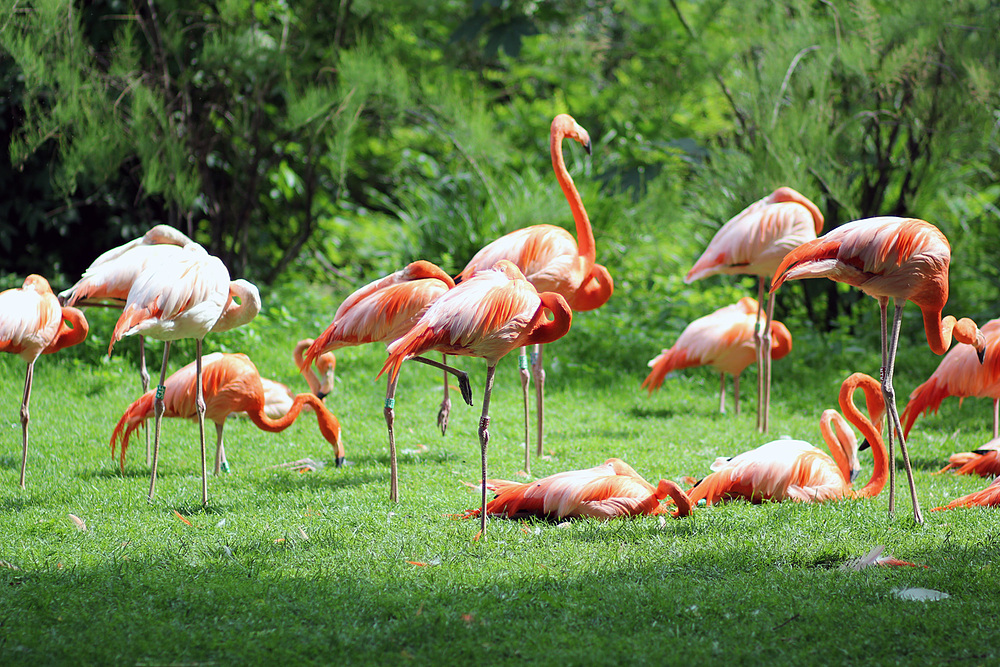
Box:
[0,275,89,487]
[902,318,1000,439]
[457,114,613,471]
[458,458,692,521]
[687,373,887,505]
[771,216,986,523]
[109,244,261,504]
[641,297,792,415]
[379,260,572,536]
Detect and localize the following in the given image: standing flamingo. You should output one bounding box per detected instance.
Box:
[0,275,89,487]
[687,373,887,505]
[300,260,472,440]
[641,297,792,415]
[931,474,1000,511]
[379,260,572,536]
[771,216,987,523]
[61,227,199,463]
[456,114,613,472]
[110,352,343,474]
[901,318,1000,439]
[458,458,691,521]
[934,438,1000,478]
[109,244,261,504]
[685,187,824,434]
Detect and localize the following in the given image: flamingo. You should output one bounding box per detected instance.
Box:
[300,260,473,443]
[771,216,987,523]
[0,275,89,487]
[378,260,572,536]
[932,474,1000,511]
[901,318,1000,439]
[934,437,1000,478]
[110,352,343,475]
[687,373,887,505]
[641,297,793,415]
[456,113,613,472]
[108,243,261,504]
[458,458,692,521]
[685,187,824,434]
[60,225,198,462]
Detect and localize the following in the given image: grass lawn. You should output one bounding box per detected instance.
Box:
[1,301,998,665]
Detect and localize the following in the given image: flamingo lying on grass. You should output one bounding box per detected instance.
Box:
[934,438,1000,478]
[458,458,692,521]
[932,474,1000,511]
[686,373,887,505]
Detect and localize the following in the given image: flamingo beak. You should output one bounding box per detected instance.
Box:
[583,137,592,156]
[978,347,986,364]
[858,438,871,452]
[850,467,861,483]
[316,391,328,400]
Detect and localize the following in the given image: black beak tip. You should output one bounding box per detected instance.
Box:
[978,348,986,364]
[859,438,871,452]
[584,139,592,156]
[316,391,328,400]
[335,456,346,468]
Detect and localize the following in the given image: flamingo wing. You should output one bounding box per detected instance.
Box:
[932,474,1000,510]
[0,276,62,361]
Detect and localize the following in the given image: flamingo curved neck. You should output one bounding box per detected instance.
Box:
[293,341,322,395]
[246,394,344,460]
[552,128,596,268]
[525,293,573,347]
[819,411,856,485]
[570,264,614,312]
[656,479,692,518]
[840,374,888,498]
[213,280,261,333]
[44,308,90,354]
[923,310,984,357]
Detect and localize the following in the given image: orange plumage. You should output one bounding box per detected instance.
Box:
[686,373,887,505]
[932,473,1000,511]
[641,297,792,413]
[901,318,1000,439]
[0,275,89,487]
[110,352,343,473]
[459,458,692,520]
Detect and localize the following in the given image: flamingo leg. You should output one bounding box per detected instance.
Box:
[886,300,924,524]
[533,344,545,457]
[718,373,726,414]
[18,360,34,489]
[140,335,151,466]
[384,374,400,503]
[437,353,451,435]
[519,347,531,474]
[761,287,775,434]
[148,341,172,501]
[753,279,765,431]
[213,422,226,476]
[734,374,741,416]
[877,297,896,514]
[409,355,473,406]
[478,364,497,537]
[196,339,208,506]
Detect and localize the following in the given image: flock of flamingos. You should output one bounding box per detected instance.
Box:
[3,113,1000,537]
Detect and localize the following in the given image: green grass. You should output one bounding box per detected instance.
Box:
[1,301,999,665]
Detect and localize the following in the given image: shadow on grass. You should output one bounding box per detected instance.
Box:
[4,536,998,665]
[629,406,680,419]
